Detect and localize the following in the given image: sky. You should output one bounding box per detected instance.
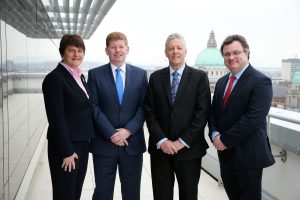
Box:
[83,0,300,69]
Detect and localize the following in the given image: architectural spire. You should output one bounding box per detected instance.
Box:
[207,30,217,48]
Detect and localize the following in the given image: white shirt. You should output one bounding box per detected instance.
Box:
[110,63,126,90]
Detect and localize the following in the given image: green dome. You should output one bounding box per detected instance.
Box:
[195,47,224,67]
[292,71,300,84]
[194,30,225,68]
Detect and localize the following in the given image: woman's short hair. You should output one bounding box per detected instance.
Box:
[59,34,85,56]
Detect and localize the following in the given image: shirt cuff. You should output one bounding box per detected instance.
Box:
[179,138,190,148]
[156,138,167,149]
[211,131,220,140]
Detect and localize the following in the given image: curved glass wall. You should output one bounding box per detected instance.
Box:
[0,0,57,198]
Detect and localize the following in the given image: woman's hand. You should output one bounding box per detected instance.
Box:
[61,153,78,172]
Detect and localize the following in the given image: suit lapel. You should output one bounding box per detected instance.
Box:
[218,74,229,109]
[162,68,172,104]
[81,74,93,102]
[58,64,89,102]
[223,65,253,110]
[122,64,132,107]
[173,65,191,105]
[103,64,120,106]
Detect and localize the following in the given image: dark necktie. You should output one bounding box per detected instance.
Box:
[223,76,236,105]
[115,68,123,104]
[171,71,179,103]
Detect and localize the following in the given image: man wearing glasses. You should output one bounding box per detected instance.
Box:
[209,34,275,200]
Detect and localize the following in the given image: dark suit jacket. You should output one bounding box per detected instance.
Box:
[42,63,95,158]
[145,65,211,161]
[209,64,275,169]
[87,63,148,156]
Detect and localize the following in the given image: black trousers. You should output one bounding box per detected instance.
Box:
[220,165,263,200]
[150,155,202,200]
[48,141,89,200]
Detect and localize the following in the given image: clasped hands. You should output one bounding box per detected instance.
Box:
[110,128,131,146]
[160,139,185,155]
[213,135,227,151]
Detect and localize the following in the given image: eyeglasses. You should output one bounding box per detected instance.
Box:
[223,51,245,58]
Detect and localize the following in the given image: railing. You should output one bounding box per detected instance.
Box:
[268,107,300,124]
[267,107,300,162]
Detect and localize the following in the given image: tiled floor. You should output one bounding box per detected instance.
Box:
[25,132,227,200]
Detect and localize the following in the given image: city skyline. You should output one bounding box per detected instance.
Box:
[6,0,300,69]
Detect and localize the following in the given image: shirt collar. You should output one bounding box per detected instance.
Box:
[111,63,126,74]
[60,61,82,76]
[230,63,249,80]
[169,64,185,76]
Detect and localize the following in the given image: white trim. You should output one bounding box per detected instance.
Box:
[15,125,48,200]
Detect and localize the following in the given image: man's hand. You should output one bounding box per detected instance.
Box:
[213,135,227,151]
[110,128,132,146]
[173,140,184,151]
[160,140,178,155]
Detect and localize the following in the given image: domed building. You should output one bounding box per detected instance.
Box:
[194,31,228,92]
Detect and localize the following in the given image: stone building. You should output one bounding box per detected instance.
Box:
[194,31,228,92]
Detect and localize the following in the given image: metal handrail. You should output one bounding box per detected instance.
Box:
[267,107,300,163]
[268,107,300,124]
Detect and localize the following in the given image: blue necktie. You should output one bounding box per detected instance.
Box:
[115,68,123,104]
[171,71,179,103]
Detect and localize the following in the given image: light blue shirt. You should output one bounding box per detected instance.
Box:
[169,64,185,84]
[223,64,248,97]
[156,64,190,149]
[211,63,249,141]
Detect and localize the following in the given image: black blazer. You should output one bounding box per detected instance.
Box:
[145,65,211,161]
[42,63,95,158]
[209,64,275,169]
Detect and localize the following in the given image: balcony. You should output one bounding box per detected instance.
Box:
[5,74,300,200]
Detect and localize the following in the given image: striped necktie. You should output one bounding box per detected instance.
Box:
[171,71,179,103]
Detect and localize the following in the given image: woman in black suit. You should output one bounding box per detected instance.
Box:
[42,34,95,200]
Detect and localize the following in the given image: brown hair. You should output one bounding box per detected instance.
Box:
[59,34,85,56]
[220,34,250,59]
[106,32,128,47]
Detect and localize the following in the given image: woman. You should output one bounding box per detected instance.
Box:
[42,34,95,199]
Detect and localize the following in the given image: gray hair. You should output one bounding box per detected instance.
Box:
[165,33,186,50]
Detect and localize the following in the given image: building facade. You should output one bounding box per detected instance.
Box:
[281,58,300,82]
[286,72,300,110]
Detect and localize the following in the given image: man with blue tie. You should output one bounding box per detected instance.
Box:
[145,33,211,200]
[88,32,148,200]
[209,34,275,200]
